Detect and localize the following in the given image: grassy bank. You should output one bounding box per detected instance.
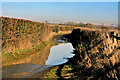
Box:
[1,17,74,66]
[2,17,74,53]
[2,32,72,66]
[2,39,50,67]
[2,41,47,62]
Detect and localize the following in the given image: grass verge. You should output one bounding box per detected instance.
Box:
[2,32,69,66]
[43,64,73,79]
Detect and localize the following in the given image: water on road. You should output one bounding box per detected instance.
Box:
[46,43,74,65]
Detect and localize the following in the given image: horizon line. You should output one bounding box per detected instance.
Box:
[1,16,118,27]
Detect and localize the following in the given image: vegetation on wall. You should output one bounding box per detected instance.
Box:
[1,17,74,63]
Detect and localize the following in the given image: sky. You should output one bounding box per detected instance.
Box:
[1,0,120,2]
[1,2,118,25]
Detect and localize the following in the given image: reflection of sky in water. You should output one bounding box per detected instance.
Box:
[46,43,75,65]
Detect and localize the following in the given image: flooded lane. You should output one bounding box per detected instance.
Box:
[2,35,75,78]
[46,43,74,65]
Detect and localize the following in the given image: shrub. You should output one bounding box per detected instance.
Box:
[55,26,59,33]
